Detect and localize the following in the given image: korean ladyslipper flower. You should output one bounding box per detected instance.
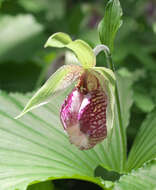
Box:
[15,32,116,150]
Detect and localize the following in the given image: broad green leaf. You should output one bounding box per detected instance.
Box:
[111,70,133,171]
[98,0,123,52]
[116,69,133,130]
[114,159,156,190]
[127,109,156,171]
[27,181,54,190]
[45,32,96,68]
[0,15,46,62]
[115,70,133,170]
[0,72,133,190]
[16,65,83,118]
[0,91,110,190]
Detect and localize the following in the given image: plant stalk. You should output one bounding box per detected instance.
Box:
[94,45,127,171]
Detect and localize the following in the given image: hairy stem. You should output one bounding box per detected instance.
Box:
[94,45,127,171]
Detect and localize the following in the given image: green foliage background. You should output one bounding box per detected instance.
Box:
[0,0,156,189]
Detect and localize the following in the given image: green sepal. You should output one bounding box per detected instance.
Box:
[45,32,96,68]
[44,32,72,47]
[15,65,83,119]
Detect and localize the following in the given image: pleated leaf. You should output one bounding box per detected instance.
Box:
[115,71,133,130]
[0,71,133,190]
[45,32,96,68]
[114,159,156,190]
[127,109,156,171]
[15,65,83,118]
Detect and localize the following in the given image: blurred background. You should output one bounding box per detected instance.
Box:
[0,0,156,189]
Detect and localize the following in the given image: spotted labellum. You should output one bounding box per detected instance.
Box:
[15,32,116,150]
[60,71,108,149]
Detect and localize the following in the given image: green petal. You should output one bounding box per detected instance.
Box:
[44,32,72,48]
[15,65,83,118]
[45,32,96,68]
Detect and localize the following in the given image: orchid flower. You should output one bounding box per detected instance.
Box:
[16,32,116,150]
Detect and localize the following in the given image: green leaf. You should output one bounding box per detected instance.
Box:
[116,69,133,130]
[114,69,134,171]
[127,109,156,171]
[27,181,54,190]
[0,15,46,62]
[0,72,133,190]
[98,0,123,52]
[0,91,109,190]
[45,32,96,68]
[114,159,156,190]
[15,65,83,118]
[110,70,133,172]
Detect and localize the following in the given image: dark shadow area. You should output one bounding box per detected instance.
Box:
[94,165,121,182]
[53,179,102,190]
[0,62,41,93]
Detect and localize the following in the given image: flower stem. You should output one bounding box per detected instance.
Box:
[94,45,127,171]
